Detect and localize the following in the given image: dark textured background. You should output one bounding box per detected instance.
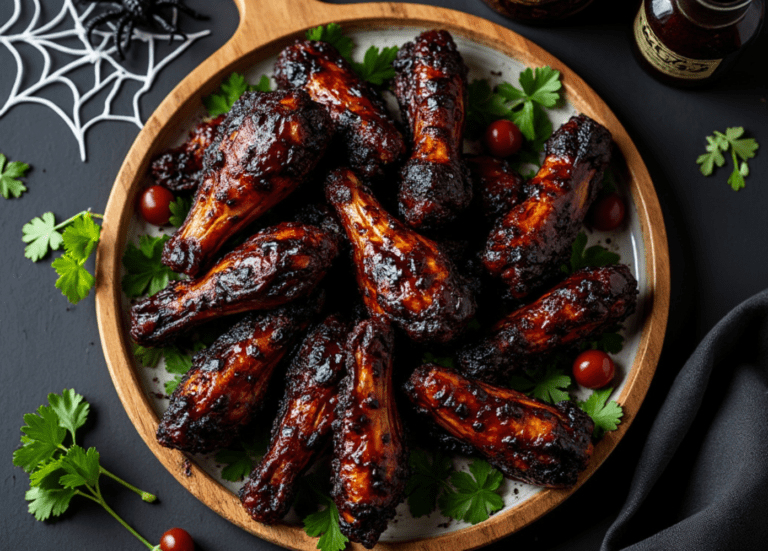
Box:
[1,0,766,549]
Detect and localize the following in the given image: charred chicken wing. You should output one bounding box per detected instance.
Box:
[156,297,321,454]
[325,168,476,343]
[162,89,332,276]
[482,114,612,299]
[131,222,339,346]
[150,115,224,192]
[275,40,405,179]
[404,364,594,488]
[394,30,472,229]
[466,155,526,219]
[332,320,408,548]
[458,264,638,382]
[240,315,350,524]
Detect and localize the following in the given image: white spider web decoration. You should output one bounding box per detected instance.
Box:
[0,0,210,161]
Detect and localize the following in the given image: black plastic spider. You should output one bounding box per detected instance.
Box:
[82,0,207,59]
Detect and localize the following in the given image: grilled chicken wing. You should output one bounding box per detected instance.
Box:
[150,115,224,192]
[404,364,594,488]
[482,114,612,299]
[275,40,405,180]
[240,315,350,524]
[131,222,339,347]
[394,30,472,229]
[466,155,526,219]
[156,297,321,454]
[332,320,408,548]
[325,168,476,343]
[458,264,638,382]
[162,89,332,276]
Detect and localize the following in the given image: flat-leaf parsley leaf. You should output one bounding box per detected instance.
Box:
[302,477,349,551]
[508,363,572,404]
[697,126,759,191]
[562,231,620,274]
[122,234,181,298]
[0,152,30,199]
[405,449,454,517]
[352,45,399,85]
[203,73,273,117]
[439,460,504,525]
[577,387,624,439]
[306,23,354,62]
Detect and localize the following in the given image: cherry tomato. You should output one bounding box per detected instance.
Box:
[573,350,616,389]
[589,192,626,231]
[484,119,524,158]
[159,527,194,551]
[139,185,175,226]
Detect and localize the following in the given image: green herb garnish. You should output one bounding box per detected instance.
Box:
[0,153,30,199]
[697,126,759,191]
[438,460,504,525]
[577,387,624,439]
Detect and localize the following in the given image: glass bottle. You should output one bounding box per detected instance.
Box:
[481,0,596,23]
[632,0,764,87]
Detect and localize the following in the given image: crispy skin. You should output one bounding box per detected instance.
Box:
[458,264,638,382]
[275,40,405,180]
[156,298,321,454]
[240,315,350,524]
[394,30,472,229]
[131,222,339,346]
[162,89,332,276]
[150,115,224,192]
[325,168,476,343]
[332,320,408,548]
[466,155,525,219]
[404,364,594,488]
[482,114,612,299]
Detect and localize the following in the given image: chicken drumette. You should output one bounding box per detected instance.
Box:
[325,168,476,343]
[131,222,339,346]
[482,114,612,299]
[156,297,321,454]
[275,40,405,179]
[240,315,350,524]
[332,320,408,548]
[162,89,332,276]
[459,264,638,383]
[405,363,594,488]
[394,30,472,229]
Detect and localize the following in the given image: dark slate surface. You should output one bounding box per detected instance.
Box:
[1,0,766,549]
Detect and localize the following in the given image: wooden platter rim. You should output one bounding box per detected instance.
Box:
[94,1,671,549]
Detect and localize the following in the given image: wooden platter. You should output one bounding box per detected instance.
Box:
[95,0,671,549]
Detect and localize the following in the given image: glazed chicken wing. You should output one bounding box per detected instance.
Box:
[394,30,472,229]
[156,297,321,454]
[458,264,638,382]
[482,114,612,299]
[131,222,339,346]
[275,40,405,179]
[404,364,594,488]
[325,168,476,343]
[332,320,408,548]
[150,114,224,192]
[162,89,332,276]
[240,315,350,525]
[466,155,526,219]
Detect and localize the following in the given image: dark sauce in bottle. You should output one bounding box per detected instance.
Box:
[481,0,596,23]
[632,0,764,87]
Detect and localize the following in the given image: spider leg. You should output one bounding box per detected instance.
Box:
[114,15,129,59]
[152,14,185,44]
[155,0,209,20]
[83,10,123,47]
[122,20,136,55]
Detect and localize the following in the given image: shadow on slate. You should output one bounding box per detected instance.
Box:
[602,289,768,550]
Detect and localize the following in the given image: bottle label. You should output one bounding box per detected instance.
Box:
[634,2,722,79]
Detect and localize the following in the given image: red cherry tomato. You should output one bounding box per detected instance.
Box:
[484,119,524,158]
[589,192,626,231]
[573,350,616,389]
[159,527,194,551]
[139,185,175,226]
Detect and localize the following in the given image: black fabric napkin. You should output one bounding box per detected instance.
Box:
[602,290,768,550]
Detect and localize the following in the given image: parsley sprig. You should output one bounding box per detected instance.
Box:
[696,126,759,191]
[302,477,349,551]
[14,390,159,549]
[406,449,453,517]
[203,73,272,117]
[0,152,30,198]
[438,460,505,525]
[509,361,572,404]
[22,211,103,303]
[122,234,181,298]
[215,432,269,482]
[562,231,620,274]
[168,195,193,228]
[306,23,354,62]
[466,67,563,160]
[577,387,624,439]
